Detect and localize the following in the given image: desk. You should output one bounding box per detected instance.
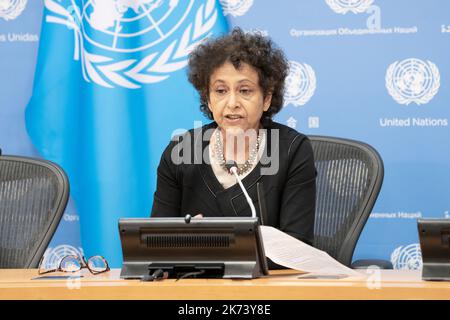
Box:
[0,269,449,300]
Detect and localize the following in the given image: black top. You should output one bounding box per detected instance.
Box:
[151,120,316,245]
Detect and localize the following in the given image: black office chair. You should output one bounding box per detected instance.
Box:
[309,136,389,268]
[0,152,69,268]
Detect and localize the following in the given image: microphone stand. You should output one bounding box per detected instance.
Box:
[227,162,256,219]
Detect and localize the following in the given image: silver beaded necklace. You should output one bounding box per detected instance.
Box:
[214,129,261,176]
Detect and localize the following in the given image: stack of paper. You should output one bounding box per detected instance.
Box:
[260,226,362,278]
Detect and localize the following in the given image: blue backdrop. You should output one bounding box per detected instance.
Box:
[1,0,449,270]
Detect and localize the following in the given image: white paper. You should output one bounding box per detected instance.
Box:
[260,226,361,277]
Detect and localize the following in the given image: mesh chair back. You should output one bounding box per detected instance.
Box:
[0,156,69,268]
[309,136,384,266]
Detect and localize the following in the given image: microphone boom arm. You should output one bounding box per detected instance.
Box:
[230,167,257,219]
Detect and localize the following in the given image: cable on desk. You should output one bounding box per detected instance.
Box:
[176,269,205,281]
[141,269,168,282]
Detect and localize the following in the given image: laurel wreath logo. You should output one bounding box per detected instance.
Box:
[390,244,422,270]
[325,0,374,14]
[44,0,218,89]
[284,62,316,107]
[385,59,440,106]
[0,0,27,21]
[220,0,253,17]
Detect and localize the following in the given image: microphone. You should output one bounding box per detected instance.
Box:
[225,161,256,219]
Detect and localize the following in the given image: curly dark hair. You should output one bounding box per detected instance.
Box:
[187,28,289,120]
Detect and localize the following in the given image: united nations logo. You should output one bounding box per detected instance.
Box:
[0,0,27,21]
[325,0,373,14]
[391,243,423,270]
[219,0,253,17]
[45,0,219,89]
[41,244,84,269]
[284,61,316,107]
[386,58,440,105]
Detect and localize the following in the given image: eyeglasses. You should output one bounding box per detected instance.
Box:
[38,254,110,275]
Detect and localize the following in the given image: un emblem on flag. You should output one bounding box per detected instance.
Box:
[0,0,27,21]
[385,58,440,105]
[284,61,316,107]
[325,0,373,14]
[45,0,218,89]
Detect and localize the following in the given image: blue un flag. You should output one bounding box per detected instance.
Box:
[26,0,228,267]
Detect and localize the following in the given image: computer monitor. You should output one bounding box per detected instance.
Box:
[118,217,268,279]
[417,218,450,281]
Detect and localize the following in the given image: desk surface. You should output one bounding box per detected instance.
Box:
[0,269,449,300]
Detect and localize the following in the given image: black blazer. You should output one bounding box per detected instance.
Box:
[151,120,316,245]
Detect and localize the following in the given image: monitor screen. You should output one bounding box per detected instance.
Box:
[119,217,268,279]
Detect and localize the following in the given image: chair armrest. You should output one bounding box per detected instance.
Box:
[351,259,393,269]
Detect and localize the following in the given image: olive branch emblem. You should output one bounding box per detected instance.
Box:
[325,0,374,14]
[385,59,440,105]
[284,62,317,107]
[0,0,28,21]
[44,0,218,89]
[219,0,253,17]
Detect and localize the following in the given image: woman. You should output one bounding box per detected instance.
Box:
[151,28,316,246]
